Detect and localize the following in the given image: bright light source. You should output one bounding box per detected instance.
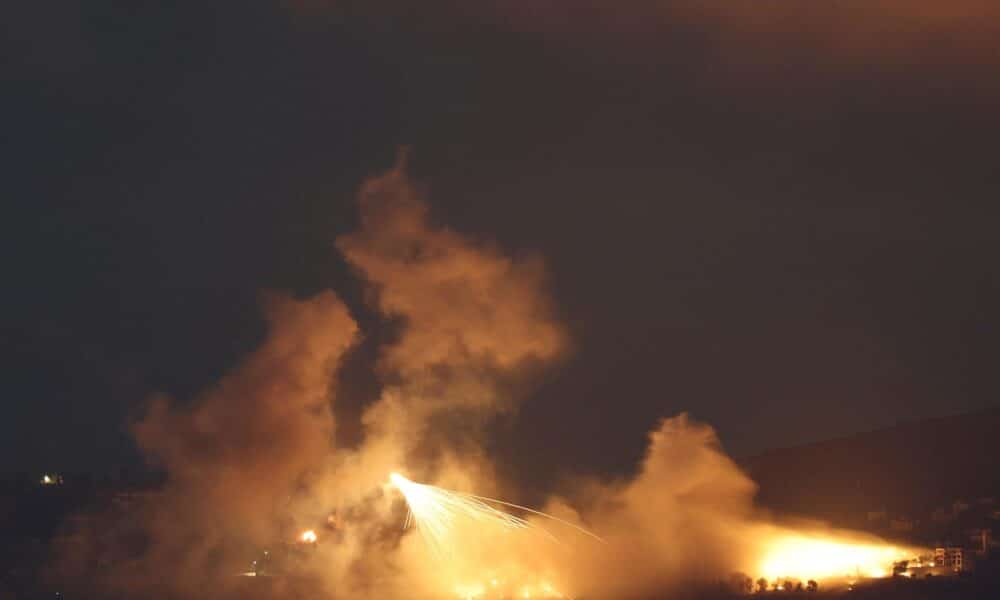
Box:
[757,534,911,581]
[388,471,600,561]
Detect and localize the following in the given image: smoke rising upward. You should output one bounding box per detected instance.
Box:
[49,159,915,599]
[334,153,567,484]
[339,155,564,378]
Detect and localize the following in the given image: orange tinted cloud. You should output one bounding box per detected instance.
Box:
[108,292,356,594]
[336,153,566,471]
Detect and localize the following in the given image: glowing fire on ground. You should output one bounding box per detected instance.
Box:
[300,529,317,543]
[453,577,565,600]
[755,532,914,582]
[388,471,915,596]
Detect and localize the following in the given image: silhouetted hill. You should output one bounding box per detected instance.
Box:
[743,407,1000,528]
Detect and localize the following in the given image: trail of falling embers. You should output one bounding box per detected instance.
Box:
[388,473,603,561]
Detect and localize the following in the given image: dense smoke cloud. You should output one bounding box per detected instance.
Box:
[50,292,358,597]
[571,415,758,596]
[335,151,566,485]
[149,292,352,593]
[134,291,356,538]
[49,157,569,598]
[49,159,914,599]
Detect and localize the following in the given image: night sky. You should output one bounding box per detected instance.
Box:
[4,2,999,485]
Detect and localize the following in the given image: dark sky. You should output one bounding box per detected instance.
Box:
[4,1,999,482]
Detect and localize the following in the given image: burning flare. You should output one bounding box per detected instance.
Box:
[390,472,530,559]
[388,472,600,560]
[300,529,317,543]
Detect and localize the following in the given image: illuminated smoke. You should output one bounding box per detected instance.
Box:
[543,415,919,598]
[48,158,915,599]
[751,530,909,581]
[337,151,565,421]
[388,471,601,563]
[301,153,571,597]
[389,472,536,560]
[47,291,357,596]
[325,150,567,496]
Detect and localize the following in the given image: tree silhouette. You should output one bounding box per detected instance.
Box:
[729,572,753,594]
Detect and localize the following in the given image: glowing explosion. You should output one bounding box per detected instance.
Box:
[390,472,533,557]
[49,158,927,600]
[388,471,912,596]
[388,472,602,549]
[755,532,914,582]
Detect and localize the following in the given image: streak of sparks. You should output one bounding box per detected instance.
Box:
[388,472,601,560]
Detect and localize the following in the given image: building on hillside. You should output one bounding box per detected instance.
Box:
[934,547,968,572]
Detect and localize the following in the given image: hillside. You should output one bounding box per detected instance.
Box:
[743,407,1000,530]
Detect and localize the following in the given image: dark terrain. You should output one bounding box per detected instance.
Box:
[744,407,1000,534]
[2,408,998,599]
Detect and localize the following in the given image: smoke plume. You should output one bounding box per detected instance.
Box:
[49,158,914,599]
[334,151,566,484]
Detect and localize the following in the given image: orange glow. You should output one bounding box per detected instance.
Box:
[389,473,578,598]
[756,533,913,581]
[300,529,317,543]
[450,577,564,600]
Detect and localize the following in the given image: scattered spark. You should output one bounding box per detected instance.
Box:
[388,472,597,599]
[462,494,604,544]
[389,472,538,559]
[389,472,601,560]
